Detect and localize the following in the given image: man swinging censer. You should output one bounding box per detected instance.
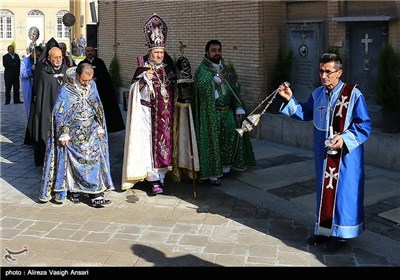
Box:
[236,81,290,136]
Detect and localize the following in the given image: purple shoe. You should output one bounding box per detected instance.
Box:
[152,185,163,194]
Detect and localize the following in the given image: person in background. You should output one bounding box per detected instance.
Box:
[277,52,372,252]
[121,14,175,195]
[71,38,78,56]
[2,45,22,105]
[76,34,86,56]
[39,63,114,207]
[79,46,125,133]
[191,39,256,186]
[28,46,68,166]
[58,42,76,67]
[20,45,43,119]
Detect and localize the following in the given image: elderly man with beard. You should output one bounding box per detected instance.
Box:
[191,39,256,187]
[29,46,68,166]
[39,63,114,206]
[121,14,176,195]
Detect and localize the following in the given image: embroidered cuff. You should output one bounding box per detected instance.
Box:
[59,134,70,142]
[213,75,222,84]
[235,108,245,115]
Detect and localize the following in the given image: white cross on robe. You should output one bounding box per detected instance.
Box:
[325,167,338,189]
[335,96,349,118]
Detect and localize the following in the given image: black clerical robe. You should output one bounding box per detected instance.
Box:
[79,57,125,133]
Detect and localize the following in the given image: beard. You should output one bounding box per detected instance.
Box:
[208,55,221,64]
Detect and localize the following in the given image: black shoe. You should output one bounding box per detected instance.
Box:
[69,193,82,204]
[91,198,112,208]
[209,178,221,186]
[323,237,346,252]
[4,102,10,105]
[306,235,330,245]
[14,101,23,104]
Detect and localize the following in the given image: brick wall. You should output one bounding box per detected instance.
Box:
[97,0,286,110]
[97,0,399,111]
[389,1,400,49]
[287,1,326,19]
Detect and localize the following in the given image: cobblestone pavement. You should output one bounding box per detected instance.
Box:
[0,91,399,270]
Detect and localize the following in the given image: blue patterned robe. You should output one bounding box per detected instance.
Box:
[280,80,372,239]
[39,80,114,201]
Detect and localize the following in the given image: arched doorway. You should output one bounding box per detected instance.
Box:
[26,10,44,50]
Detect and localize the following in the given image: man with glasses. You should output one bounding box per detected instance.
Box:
[277,53,371,252]
[28,46,68,166]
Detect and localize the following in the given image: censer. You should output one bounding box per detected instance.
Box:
[236,81,290,137]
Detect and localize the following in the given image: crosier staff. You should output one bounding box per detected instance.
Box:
[176,41,198,198]
[28,27,39,64]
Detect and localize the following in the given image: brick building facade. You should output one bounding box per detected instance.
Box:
[96,1,400,171]
[97,0,399,112]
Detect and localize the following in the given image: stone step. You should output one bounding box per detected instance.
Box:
[257,113,400,172]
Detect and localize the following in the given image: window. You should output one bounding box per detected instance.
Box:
[28,10,43,16]
[27,10,44,45]
[56,10,69,38]
[0,10,14,40]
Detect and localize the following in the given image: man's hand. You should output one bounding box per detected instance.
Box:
[59,140,69,146]
[97,128,105,137]
[236,114,245,122]
[146,68,154,80]
[278,83,293,102]
[329,134,344,150]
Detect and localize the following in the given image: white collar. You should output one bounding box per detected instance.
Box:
[211,61,222,69]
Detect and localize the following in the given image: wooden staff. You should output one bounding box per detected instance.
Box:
[187,105,197,198]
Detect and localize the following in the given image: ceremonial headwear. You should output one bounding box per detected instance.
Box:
[37,37,59,63]
[144,13,168,50]
[66,66,77,85]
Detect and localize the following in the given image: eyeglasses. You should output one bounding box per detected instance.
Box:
[319,69,340,76]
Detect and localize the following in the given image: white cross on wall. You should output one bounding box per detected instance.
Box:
[16,22,25,33]
[361,33,373,55]
[47,22,54,34]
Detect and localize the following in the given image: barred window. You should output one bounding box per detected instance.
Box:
[0,10,14,40]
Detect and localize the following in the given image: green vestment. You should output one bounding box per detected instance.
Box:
[191,57,256,180]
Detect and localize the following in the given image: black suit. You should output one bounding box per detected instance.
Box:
[2,52,21,104]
